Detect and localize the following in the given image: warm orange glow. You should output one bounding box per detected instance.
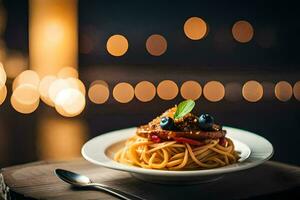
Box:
[225,82,242,101]
[65,77,86,96]
[0,62,6,88]
[113,82,134,103]
[293,81,300,101]
[11,84,40,114]
[135,81,156,102]
[0,40,6,62]
[146,34,167,56]
[3,52,28,79]
[39,75,57,106]
[184,17,208,40]
[157,80,178,100]
[203,81,225,102]
[0,85,7,105]
[37,118,87,160]
[88,80,109,104]
[55,88,86,117]
[275,81,293,102]
[57,67,79,78]
[106,34,128,57]
[180,81,202,100]
[29,0,77,77]
[232,20,254,43]
[12,70,40,91]
[242,81,263,102]
[48,78,70,103]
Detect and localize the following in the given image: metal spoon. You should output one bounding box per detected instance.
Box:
[55,169,142,200]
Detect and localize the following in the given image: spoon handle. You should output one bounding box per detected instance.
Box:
[91,183,143,200]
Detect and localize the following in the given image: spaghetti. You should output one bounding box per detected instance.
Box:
[114,135,239,170]
[114,100,240,170]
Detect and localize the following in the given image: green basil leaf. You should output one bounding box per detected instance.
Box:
[174,99,195,119]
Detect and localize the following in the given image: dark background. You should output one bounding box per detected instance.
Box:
[0,0,300,167]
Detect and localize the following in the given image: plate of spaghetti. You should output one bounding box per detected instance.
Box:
[82,100,273,184]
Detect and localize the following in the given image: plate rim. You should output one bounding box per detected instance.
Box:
[82,126,274,177]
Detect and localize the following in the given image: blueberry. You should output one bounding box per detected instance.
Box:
[160,117,175,130]
[199,114,215,131]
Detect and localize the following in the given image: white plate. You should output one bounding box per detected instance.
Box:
[82,127,273,184]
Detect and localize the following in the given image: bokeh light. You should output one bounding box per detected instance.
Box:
[293,81,300,101]
[146,34,167,56]
[3,52,28,79]
[157,80,178,100]
[12,70,40,91]
[225,82,242,101]
[0,62,6,88]
[55,88,86,117]
[180,81,202,100]
[242,81,263,102]
[65,77,86,96]
[11,84,40,114]
[275,81,293,102]
[38,75,57,106]
[135,81,156,102]
[57,67,78,78]
[0,85,7,105]
[106,34,128,56]
[88,80,109,104]
[184,17,208,40]
[232,20,254,43]
[48,78,70,103]
[113,82,134,103]
[203,81,225,102]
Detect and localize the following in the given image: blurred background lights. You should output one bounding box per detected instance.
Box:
[3,52,28,79]
[65,77,86,96]
[157,80,178,100]
[48,78,70,103]
[242,80,263,102]
[293,81,300,101]
[11,84,40,114]
[225,82,242,101]
[113,82,134,103]
[88,80,109,104]
[38,75,57,106]
[106,34,128,56]
[146,34,167,56]
[0,62,6,88]
[12,70,40,91]
[184,17,208,40]
[55,88,86,117]
[203,81,225,102]
[57,66,79,78]
[44,22,64,44]
[275,81,293,102]
[134,81,156,102]
[180,80,202,100]
[232,20,254,43]
[0,85,7,105]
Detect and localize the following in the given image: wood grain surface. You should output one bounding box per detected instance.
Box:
[1,159,300,200]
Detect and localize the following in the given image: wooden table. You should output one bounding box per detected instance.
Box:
[1,159,299,200]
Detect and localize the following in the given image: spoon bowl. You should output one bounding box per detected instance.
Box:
[54,168,142,200]
[55,169,92,186]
